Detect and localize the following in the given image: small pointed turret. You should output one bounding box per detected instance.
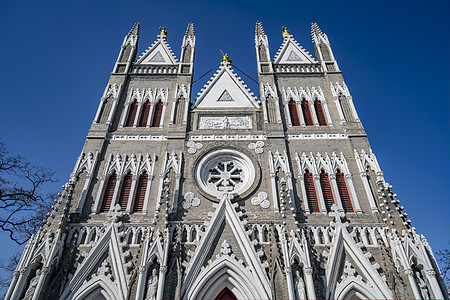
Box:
[311,22,339,72]
[113,22,140,73]
[255,21,272,73]
[179,22,195,74]
[185,22,195,38]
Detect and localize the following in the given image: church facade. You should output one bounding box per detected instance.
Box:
[6,22,448,300]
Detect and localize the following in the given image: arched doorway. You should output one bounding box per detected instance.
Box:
[215,287,238,300]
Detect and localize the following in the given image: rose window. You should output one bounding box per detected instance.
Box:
[195,149,255,199]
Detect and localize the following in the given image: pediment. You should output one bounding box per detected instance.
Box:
[273,37,316,64]
[136,39,178,65]
[193,64,259,109]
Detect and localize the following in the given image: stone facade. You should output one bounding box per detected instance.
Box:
[5,22,448,300]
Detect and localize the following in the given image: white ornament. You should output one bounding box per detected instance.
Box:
[248,141,264,154]
[187,142,203,154]
[251,191,270,209]
[183,192,200,209]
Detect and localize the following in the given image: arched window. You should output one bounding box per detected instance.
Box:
[126,100,138,127]
[138,101,151,127]
[100,172,116,213]
[288,99,300,126]
[117,172,132,212]
[319,170,334,212]
[133,171,148,213]
[314,100,327,126]
[336,170,353,212]
[301,99,313,126]
[304,170,319,212]
[214,288,238,300]
[151,100,163,127]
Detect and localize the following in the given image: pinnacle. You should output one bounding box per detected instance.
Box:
[255,21,265,36]
[128,21,140,36]
[311,22,323,38]
[185,22,195,37]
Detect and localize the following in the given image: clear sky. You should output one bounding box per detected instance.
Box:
[0,0,448,285]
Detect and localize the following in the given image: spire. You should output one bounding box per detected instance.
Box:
[310,22,339,72]
[311,22,328,44]
[255,21,265,37]
[185,22,195,37]
[113,22,140,73]
[128,21,140,37]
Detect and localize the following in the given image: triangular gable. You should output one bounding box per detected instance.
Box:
[193,64,259,109]
[273,36,316,64]
[136,38,178,65]
[324,207,392,299]
[61,224,129,300]
[182,196,271,299]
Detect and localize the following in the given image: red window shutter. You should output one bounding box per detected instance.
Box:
[117,173,132,212]
[151,101,163,127]
[214,288,238,300]
[288,100,300,126]
[133,172,148,213]
[126,101,138,127]
[336,171,353,212]
[319,171,334,212]
[304,171,319,212]
[301,100,313,126]
[100,173,116,213]
[314,100,327,126]
[138,101,151,127]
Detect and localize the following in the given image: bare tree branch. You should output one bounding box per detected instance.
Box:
[436,248,450,285]
[0,140,57,245]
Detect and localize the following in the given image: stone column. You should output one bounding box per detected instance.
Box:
[304,267,316,299]
[328,174,344,211]
[285,266,295,300]
[313,174,328,214]
[424,269,444,299]
[404,269,422,299]
[359,171,378,213]
[344,174,362,213]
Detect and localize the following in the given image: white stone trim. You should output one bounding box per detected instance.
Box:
[286,133,346,140]
[187,134,265,141]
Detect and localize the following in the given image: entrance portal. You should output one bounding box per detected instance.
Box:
[214,287,238,300]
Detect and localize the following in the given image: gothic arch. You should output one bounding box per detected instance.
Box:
[185,256,269,300]
[73,276,121,300]
[334,279,379,300]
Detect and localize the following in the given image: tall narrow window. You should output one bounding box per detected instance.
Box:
[314,100,327,126]
[151,100,163,127]
[304,170,319,212]
[126,100,138,127]
[139,101,151,127]
[339,93,355,122]
[336,170,353,212]
[288,100,300,126]
[100,173,116,213]
[117,173,132,212]
[133,171,148,213]
[301,99,313,126]
[319,170,334,212]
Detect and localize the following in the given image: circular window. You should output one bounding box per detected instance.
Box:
[195,149,256,199]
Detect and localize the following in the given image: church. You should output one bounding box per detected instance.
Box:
[5,22,448,299]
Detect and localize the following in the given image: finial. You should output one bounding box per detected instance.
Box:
[159,26,167,36]
[282,26,290,37]
[220,50,232,63]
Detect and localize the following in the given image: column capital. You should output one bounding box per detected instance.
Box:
[304,266,313,275]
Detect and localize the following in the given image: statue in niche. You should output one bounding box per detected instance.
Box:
[294,270,306,300]
[145,268,158,300]
[415,271,430,299]
[23,269,41,300]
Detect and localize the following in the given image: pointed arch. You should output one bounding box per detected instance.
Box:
[336,170,353,213]
[185,256,269,300]
[100,172,116,213]
[215,287,238,300]
[334,278,379,300]
[138,100,151,127]
[151,100,163,127]
[126,100,138,127]
[314,99,327,126]
[319,170,334,212]
[133,171,148,213]
[304,170,319,213]
[73,275,121,300]
[99,96,113,124]
[288,99,300,126]
[301,99,313,126]
[117,172,132,212]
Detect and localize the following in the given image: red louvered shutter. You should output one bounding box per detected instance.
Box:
[319,171,334,212]
[301,100,313,126]
[117,173,132,212]
[139,101,151,127]
[151,101,163,127]
[100,173,116,213]
[304,171,319,212]
[126,101,138,127]
[288,100,300,126]
[336,170,353,212]
[133,172,148,213]
[314,100,327,126]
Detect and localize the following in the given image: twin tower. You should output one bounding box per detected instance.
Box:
[6,22,447,300]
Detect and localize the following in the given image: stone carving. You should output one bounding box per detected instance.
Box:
[198,116,252,129]
[287,51,301,61]
[248,141,264,154]
[145,269,158,300]
[23,269,41,300]
[182,192,200,209]
[208,161,243,193]
[251,191,270,209]
[220,240,232,255]
[294,270,306,300]
[187,141,203,154]
[149,51,165,62]
[218,90,234,102]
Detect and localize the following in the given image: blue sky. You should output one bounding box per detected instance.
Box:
[0,0,448,283]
